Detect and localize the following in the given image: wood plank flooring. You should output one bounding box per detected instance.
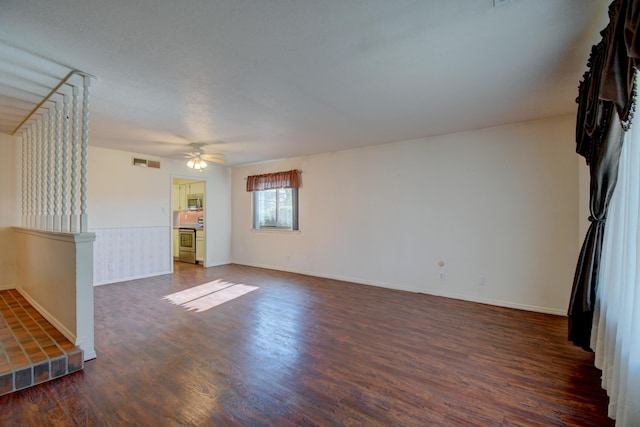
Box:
[0,263,613,426]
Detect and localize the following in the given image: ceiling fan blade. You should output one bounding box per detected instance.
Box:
[207,157,227,164]
[201,153,225,160]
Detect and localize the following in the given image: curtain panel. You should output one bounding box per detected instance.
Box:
[590,104,640,425]
[569,0,640,349]
[569,115,624,349]
[246,169,300,192]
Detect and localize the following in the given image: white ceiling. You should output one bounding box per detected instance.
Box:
[0,0,609,166]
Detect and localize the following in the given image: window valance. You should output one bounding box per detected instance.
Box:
[246,169,300,192]
[576,0,640,163]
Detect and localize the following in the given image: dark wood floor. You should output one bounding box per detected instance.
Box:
[0,263,612,426]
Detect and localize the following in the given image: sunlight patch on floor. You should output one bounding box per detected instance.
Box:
[163,279,258,312]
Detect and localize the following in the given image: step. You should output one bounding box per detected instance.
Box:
[0,289,83,396]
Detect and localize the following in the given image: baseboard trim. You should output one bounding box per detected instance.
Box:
[17,287,77,343]
[417,289,567,316]
[75,336,97,361]
[232,261,567,316]
[94,270,172,286]
[202,260,231,268]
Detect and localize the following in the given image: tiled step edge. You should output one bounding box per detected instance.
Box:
[0,347,83,396]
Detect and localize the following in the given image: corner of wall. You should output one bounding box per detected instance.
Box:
[0,227,17,289]
[0,133,19,289]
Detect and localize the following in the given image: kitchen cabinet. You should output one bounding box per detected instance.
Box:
[173,183,204,210]
[196,229,204,263]
[173,229,179,258]
[172,185,180,210]
[187,182,204,196]
[173,185,189,210]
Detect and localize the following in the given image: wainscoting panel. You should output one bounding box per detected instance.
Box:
[93,226,171,285]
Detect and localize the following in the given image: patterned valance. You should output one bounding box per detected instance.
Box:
[246,169,300,192]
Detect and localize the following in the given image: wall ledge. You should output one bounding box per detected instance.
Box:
[14,226,96,361]
[13,227,96,243]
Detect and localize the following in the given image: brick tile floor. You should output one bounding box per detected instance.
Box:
[0,289,83,396]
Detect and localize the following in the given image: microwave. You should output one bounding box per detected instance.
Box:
[187,194,203,210]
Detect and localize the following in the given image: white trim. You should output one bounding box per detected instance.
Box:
[17,287,76,344]
[249,228,301,234]
[13,226,95,243]
[75,338,97,360]
[418,289,566,316]
[89,225,169,231]
[93,263,232,284]
[202,261,231,268]
[233,261,567,316]
[94,269,172,286]
[19,286,97,361]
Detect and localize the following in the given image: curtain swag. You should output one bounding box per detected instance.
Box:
[246,169,300,192]
[569,0,640,350]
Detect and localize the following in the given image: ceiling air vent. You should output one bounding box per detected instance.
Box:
[132,157,161,169]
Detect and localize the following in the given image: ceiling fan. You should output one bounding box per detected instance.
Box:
[184,142,226,170]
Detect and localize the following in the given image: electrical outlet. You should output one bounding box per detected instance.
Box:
[439,272,445,281]
[477,276,485,286]
[108,262,114,271]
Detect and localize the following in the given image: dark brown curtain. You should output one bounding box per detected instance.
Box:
[569,0,640,350]
[246,169,300,192]
[569,111,624,350]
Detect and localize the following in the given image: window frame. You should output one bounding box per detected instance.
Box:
[252,187,299,231]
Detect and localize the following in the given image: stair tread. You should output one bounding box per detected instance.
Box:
[0,289,83,394]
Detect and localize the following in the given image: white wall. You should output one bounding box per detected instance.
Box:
[231,115,580,314]
[200,162,233,267]
[0,133,19,289]
[93,226,171,285]
[88,146,231,284]
[15,228,96,360]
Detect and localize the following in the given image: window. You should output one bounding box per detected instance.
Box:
[246,169,300,231]
[253,188,298,230]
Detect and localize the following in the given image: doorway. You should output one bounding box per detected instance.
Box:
[172,178,206,267]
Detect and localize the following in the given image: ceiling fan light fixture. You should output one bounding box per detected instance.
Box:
[196,159,207,170]
[187,157,207,170]
[184,143,223,169]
